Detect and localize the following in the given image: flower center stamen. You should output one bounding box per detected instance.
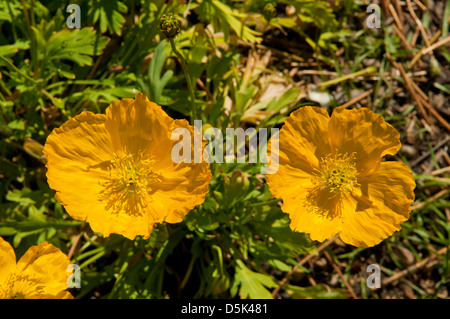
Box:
[0,273,38,299]
[99,152,161,215]
[316,152,358,196]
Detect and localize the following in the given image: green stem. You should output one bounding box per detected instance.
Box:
[246,198,281,208]
[169,39,197,123]
[318,66,377,88]
[21,0,39,79]
[0,55,37,84]
[5,0,17,41]
[0,77,12,97]
[179,255,196,291]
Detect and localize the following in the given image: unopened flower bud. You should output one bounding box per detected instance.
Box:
[160,13,181,39]
[262,3,277,21]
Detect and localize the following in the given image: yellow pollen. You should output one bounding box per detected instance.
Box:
[99,152,161,215]
[0,273,39,299]
[315,152,358,196]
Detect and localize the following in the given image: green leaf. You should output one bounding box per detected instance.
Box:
[196,0,261,43]
[2,220,84,232]
[28,205,47,222]
[267,259,292,272]
[81,86,138,104]
[6,189,37,205]
[231,260,277,299]
[270,226,311,254]
[138,41,173,104]
[7,119,26,130]
[88,0,128,35]
[51,62,76,80]
[284,284,350,299]
[0,40,29,57]
[0,227,17,236]
[280,0,337,29]
[46,28,109,66]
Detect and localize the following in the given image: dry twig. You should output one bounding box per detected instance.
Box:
[323,250,358,299]
[382,245,450,286]
[339,89,374,109]
[67,233,82,260]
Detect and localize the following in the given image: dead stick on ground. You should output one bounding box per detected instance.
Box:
[67,233,82,260]
[392,24,426,69]
[431,166,450,176]
[419,96,450,132]
[388,57,434,126]
[339,89,374,109]
[395,0,404,23]
[410,135,450,167]
[392,24,412,50]
[389,3,404,32]
[406,0,431,47]
[410,78,428,101]
[409,34,449,69]
[271,235,338,298]
[411,25,420,46]
[381,0,390,16]
[411,189,449,211]
[382,245,450,286]
[389,57,432,126]
[323,250,358,299]
[412,0,427,11]
[421,35,450,55]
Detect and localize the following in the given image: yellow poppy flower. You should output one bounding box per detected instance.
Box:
[43,93,211,240]
[0,237,73,299]
[266,106,415,247]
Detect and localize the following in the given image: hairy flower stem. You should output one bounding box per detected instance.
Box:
[169,39,197,123]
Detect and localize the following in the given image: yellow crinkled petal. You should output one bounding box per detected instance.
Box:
[328,107,401,176]
[283,186,342,242]
[339,161,415,247]
[0,237,16,285]
[104,95,211,228]
[15,242,72,299]
[87,211,154,240]
[150,118,212,224]
[105,92,175,157]
[43,111,113,222]
[267,106,339,241]
[266,160,316,207]
[54,290,74,299]
[44,109,155,239]
[276,106,331,170]
[266,128,318,203]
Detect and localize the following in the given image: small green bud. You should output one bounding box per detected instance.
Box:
[429,56,441,76]
[262,2,277,21]
[160,13,181,39]
[211,274,230,295]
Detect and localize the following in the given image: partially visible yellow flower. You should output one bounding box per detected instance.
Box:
[267,106,415,247]
[43,93,211,240]
[0,237,73,299]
